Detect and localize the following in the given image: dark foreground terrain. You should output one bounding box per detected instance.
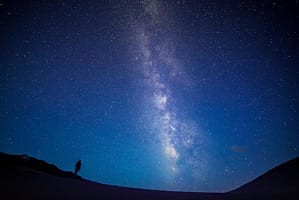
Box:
[0,152,298,200]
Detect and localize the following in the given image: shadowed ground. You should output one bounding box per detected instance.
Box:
[0,152,298,200]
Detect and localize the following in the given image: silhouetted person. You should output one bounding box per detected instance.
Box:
[74,160,81,175]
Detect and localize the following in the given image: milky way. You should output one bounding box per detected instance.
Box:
[128,1,208,189]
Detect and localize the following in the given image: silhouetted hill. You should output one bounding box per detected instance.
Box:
[0,152,298,200]
[0,152,80,179]
[228,156,299,199]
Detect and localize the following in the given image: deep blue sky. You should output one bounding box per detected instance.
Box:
[0,0,298,192]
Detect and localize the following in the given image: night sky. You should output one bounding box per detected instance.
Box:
[1,0,299,192]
